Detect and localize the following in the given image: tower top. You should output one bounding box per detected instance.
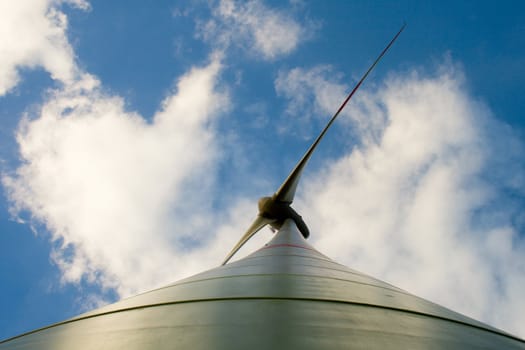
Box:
[2,220,524,349]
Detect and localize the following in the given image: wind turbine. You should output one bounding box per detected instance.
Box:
[2,24,524,350]
[222,23,405,266]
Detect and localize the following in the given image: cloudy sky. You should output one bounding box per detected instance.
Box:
[1,0,525,340]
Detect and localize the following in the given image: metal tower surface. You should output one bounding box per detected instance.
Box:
[2,219,525,349]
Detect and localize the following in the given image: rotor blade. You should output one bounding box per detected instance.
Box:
[274,23,406,204]
[222,215,273,265]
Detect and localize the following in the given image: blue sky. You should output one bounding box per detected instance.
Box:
[1,0,525,340]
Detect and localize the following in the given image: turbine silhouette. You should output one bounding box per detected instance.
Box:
[222,23,406,265]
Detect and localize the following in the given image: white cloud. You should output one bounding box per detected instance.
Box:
[198,0,311,60]
[275,65,349,137]
[2,57,238,298]
[0,0,278,307]
[0,0,88,95]
[279,64,525,336]
[276,65,344,118]
[275,64,388,142]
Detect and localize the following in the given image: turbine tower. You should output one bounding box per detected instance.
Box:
[2,25,524,350]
